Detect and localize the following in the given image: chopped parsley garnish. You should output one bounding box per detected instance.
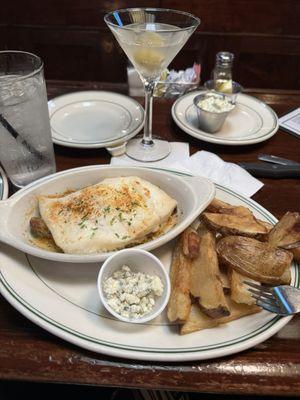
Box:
[110,217,116,225]
[118,212,125,222]
[78,214,88,226]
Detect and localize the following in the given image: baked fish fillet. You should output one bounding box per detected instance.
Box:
[38,176,177,254]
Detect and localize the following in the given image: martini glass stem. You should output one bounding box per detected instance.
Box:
[141,79,156,147]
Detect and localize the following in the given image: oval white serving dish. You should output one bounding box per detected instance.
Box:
[0,165,215,263]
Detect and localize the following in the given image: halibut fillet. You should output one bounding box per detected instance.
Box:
[38,176,177,254]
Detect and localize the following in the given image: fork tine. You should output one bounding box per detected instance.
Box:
[248,288,275,301]
[243,280,262,290]
[250,292,277,306]
[244,281,273,295]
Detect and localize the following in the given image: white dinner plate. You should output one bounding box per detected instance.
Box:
[172,92,279,145]
[0,168,298,362]
[0,166,8,200]
[48,91,144,149]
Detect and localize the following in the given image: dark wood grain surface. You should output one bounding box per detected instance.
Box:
[0,80,300,396]
[2,0,300,89]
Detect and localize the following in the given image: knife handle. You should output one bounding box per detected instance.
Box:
[239,163,300,179]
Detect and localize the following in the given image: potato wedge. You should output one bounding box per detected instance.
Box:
[280,266,292,285]
[180,304,219,334]
[217,236,293,284]
[203,212,269,238]
[167,237,192,323]
[230,270,257,305]
[291,248,300,263]
[205,198,252,217]
[190,225,230,318]
[205,198,273,232]
[180,296,260,335]
[268,212,300,248]
[258,220,274,232]
[267,212,300,264]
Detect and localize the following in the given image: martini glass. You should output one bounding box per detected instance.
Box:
[104,8,200,162]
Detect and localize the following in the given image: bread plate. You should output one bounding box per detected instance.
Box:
[0,166,215,263]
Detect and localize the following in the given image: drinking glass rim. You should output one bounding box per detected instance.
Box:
[104,7,201,32]
[0,50,44,84]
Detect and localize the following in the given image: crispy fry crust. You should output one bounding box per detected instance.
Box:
[167,236,192,323]
[205,198,273,232]
[219,266,231,294]
[230,270,257,305]
[182,227,200,259]
[180,296,260,335]
[291,248,300,263]
[268,212,300,255]
[203,212,269,238]
[205,198,252,217]
[190,225,230,318]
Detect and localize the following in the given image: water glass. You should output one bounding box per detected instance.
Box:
[0,51,56,188]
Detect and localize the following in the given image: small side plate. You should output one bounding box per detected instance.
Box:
[172,92,278,146]
[48,91,144,149]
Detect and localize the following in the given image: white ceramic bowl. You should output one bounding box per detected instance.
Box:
[0,165,215,263]
[97,248,171,323]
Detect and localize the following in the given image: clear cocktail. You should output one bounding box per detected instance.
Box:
[105,9,200,161]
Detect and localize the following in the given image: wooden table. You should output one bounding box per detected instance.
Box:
[1,81,300,397]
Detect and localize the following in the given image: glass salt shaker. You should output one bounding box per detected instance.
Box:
[213,51,234,93]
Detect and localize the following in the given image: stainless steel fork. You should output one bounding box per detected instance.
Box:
[244,281,300,316]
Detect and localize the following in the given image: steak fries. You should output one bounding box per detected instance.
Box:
[167,197,297,335]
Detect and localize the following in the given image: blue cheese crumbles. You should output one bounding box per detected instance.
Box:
[103,265,164,319]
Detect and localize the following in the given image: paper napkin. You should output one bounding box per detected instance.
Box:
[110,141,190,170]
[110,143,263,197]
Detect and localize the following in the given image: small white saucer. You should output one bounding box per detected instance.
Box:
[172,92,278,146]
[48,91,144,149]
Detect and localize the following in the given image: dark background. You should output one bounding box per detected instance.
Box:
[1,0,300,89]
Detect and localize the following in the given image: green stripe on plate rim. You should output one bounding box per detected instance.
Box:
[0,168,298,353]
